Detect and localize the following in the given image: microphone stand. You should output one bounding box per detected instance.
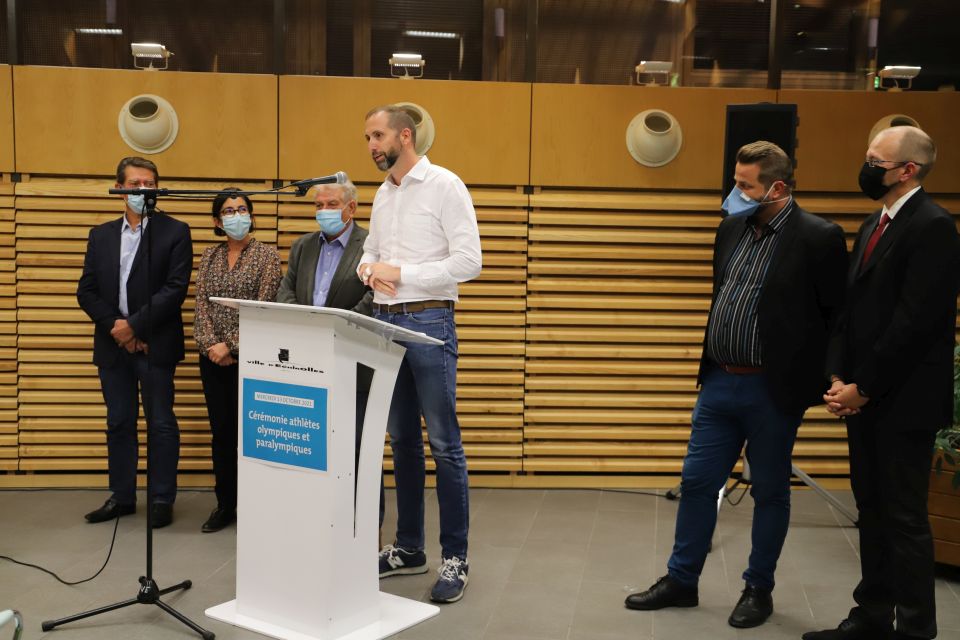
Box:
[42,189,216,639]
[41,181,321,638]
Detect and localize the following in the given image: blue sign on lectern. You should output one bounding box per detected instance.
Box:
[242,378,328,471]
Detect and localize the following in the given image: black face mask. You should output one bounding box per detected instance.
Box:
[858,162,893,200]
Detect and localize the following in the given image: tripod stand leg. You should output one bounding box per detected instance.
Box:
[791,464,857,524]
[157,579,193,597]
[41,595,140,631]
[155,599,216,640]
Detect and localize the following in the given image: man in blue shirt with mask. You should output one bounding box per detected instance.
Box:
[276,178,371,315]
[276,176,379,531]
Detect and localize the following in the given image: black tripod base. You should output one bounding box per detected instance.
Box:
[41,576,215,640]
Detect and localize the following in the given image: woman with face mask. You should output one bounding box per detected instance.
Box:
[194,188,282,533]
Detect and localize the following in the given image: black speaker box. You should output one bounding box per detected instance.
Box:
[721,103,798,205]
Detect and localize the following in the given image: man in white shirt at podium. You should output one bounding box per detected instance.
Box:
[360,105,482,604]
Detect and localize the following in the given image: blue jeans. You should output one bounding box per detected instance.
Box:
[667,364,802,591]
[375,306,469,559]
[98,353,180,505]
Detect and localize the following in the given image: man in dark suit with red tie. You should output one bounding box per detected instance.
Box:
[77,157,193,529]
[807,126,960,640]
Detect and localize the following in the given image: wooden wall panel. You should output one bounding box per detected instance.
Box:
[13,67,277,179]
[786,90,960,194]
[530,85,776,189]
[275,184,528,474]
[278,76,531,186]
[0,67,14,173]
[5,70,960,488]
[14,178,276,473]
[0,181,15,470]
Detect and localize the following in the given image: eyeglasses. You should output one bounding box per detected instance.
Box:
[865,158,922,169]
[220,206,249,217]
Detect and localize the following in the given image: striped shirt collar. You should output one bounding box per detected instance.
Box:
[746,198,794,236]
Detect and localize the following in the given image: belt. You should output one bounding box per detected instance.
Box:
[718,363,763,374]
[374,299,454,313]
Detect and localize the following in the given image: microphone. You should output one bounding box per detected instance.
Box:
[288,172,348,195]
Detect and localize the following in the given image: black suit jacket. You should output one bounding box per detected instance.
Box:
[77,213,193,368]
[275,223,373,315]
[827,189,960,433]
[698,203,849,415]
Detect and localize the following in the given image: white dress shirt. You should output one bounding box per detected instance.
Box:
[881,185,921,227]
[361,156,482,303]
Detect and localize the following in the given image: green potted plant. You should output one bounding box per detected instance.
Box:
[929,344,960,566]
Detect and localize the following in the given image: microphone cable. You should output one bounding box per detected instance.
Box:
[0,515,122,586]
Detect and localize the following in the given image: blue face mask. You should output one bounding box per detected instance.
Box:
[316,209,346,236]
[721,184,779,217]
[127,193,147,215]
[221,213,251,240]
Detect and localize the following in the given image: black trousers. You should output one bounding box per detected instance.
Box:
[199,355,239,511]
[847,418,937,639]
[99,353,179,505]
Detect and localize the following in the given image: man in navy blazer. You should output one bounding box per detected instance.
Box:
[808,127,960,640]
[77,157,193,528]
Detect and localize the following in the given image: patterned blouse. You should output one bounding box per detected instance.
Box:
[194,238,282,355]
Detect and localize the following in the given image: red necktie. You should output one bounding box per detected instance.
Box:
[860,212,891,268]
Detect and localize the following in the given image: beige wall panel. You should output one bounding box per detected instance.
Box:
[531,85,776,189]
[785,90,960,193]
[14,67,277,178]
[279,76,530,186]
[0,66,13,173]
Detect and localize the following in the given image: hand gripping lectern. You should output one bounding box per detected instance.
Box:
[204,299,440,640]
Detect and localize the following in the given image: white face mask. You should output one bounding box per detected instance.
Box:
[316,209,346,236]
[221,213,252,240]
[127,193,147,215]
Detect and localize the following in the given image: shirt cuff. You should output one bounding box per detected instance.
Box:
[400,264,420,285]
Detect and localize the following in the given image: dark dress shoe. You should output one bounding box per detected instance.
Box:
[625,575,698,610]
[151,503,174,529]
[802,617,894,640]
[201,507,236,533]
[84,498,135,523]
[728,584,773,628]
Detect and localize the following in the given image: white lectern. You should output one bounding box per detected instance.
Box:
[205,299,440,640]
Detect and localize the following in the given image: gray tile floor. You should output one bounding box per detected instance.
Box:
[1,486,959,640]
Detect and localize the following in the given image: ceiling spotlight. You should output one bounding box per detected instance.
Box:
[403,30,458,39]
[131,42,174,70]
[635,60,673,86]
[389,53,424,79]
[75,28,123,35]
[877,65,921,90]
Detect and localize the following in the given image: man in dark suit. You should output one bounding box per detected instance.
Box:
[806,127,959,640]
[77,157,193,528]
[625,141,848,628]
[276,178,372,314]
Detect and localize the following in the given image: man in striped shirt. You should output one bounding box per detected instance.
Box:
[625,141,848,629]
